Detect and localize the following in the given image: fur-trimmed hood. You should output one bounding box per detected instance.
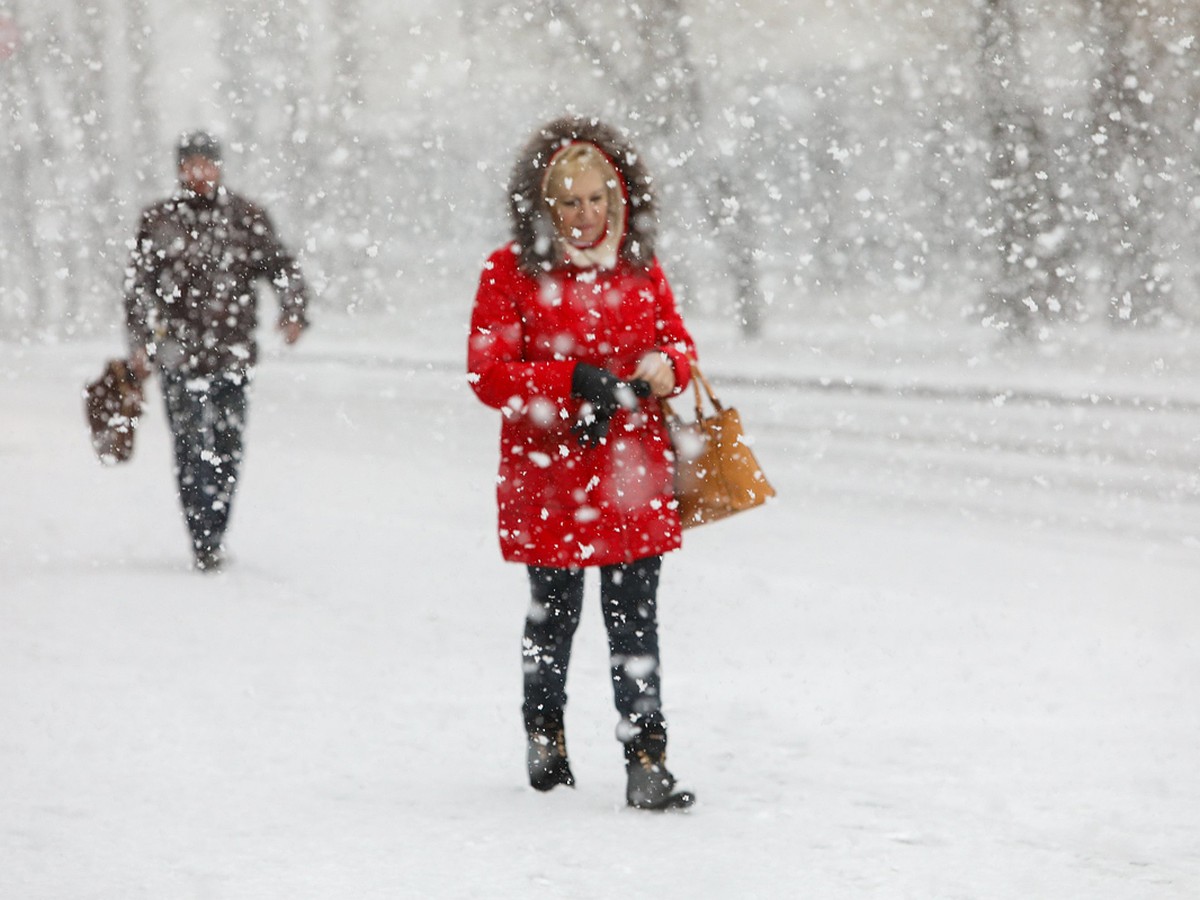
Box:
[507,117,657,277]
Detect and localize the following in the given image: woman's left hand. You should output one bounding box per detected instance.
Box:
[631,352,676,398]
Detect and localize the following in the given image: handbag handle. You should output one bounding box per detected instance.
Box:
[662,357,721,424]
[687,358,723,417]
[114,359,144,400]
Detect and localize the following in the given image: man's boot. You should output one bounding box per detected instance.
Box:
[192,542,224,573]
[526,715,575,792]
[624,725,695,810]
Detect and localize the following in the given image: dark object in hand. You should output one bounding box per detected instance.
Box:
[570,363,650,446]
[84,359,144,464]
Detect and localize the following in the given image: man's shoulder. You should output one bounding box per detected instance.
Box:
[220,190,266,217]
[220,191,283,234]
[139,196,181,221]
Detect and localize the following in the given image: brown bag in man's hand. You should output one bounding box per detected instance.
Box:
[84,359,144,464]
[664,361,775,529]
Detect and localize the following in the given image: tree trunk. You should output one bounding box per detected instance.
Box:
[328,0,371,313]
[643,0,765,336]
[1,3,51,330]
[219,2,257,161]
[67,0,122,334]
[1087,0,1172,327]
[977,0,1073,337]
[124,0,159,187]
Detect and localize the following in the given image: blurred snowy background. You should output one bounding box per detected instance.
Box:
[4,0,1200,345]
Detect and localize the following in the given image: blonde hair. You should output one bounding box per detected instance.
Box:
[543,143,623,212]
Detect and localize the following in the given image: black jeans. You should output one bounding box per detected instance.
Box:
[523,556,665,740]
[160,370,248,555]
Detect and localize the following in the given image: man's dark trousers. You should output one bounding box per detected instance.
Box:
[160,369,248,557]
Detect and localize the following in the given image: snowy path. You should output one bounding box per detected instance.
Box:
[2,337,1199,899]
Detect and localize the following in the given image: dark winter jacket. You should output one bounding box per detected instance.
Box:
[124,187,308,376]
[468,117,696,568]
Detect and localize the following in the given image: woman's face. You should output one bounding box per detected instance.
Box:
[549,166,608,246]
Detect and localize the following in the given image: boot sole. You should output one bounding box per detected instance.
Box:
[530,774,576,792]
[628,789,696,811]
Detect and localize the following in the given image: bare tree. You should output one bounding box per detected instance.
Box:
[219,1,260,159]
[319,0,373,312]
[58,0,124,332]
[797,76,859,301]
[639,0,766,336]
[976,0,1075,336]
[123,0,159,186]
[1,4,51,329]
[1084,0,1173,327]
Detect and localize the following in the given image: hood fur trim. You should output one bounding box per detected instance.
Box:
[507,117,657,277]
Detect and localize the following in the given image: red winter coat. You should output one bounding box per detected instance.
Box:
[468,247,695,568]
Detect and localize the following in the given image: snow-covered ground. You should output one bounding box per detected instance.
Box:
[3,309,1199,899]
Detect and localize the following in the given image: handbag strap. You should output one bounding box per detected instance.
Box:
[662,357,722,423]
[688,358,723,416]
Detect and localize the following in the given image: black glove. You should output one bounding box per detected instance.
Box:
[570,363,651,447]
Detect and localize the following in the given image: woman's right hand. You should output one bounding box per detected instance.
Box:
[130,348,152,381]
[631,352,676,398]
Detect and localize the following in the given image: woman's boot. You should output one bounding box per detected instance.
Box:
[526,714,575,791]
[624,725,694,810]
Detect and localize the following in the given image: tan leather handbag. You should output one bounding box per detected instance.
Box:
[84,359,143,464]
[663,361,775,528]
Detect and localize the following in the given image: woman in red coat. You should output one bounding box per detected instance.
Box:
[468,117,696,809]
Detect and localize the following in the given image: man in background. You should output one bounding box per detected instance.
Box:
[125,130,310,572]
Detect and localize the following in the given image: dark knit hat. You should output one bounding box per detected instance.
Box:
[177,130,221,165]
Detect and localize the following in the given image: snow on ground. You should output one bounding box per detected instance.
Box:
[2,308,1199,899]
